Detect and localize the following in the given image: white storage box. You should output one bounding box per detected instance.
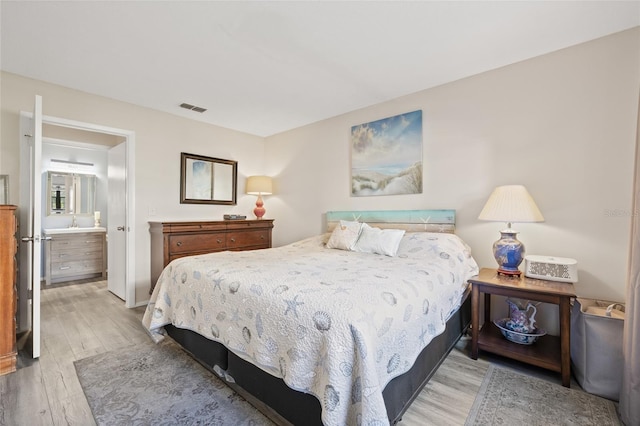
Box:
[524,255,578,282]
[570,298,625,401]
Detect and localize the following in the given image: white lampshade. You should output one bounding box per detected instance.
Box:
[478,185,544,224]
[246,176,273,195]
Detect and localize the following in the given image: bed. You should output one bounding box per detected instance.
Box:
[142,210,479,425]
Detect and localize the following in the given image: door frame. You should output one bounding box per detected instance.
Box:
[20,111,136,308]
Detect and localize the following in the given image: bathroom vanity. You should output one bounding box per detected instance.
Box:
[44,227,107,285]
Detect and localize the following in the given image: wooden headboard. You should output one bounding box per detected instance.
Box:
[326,209,455,233]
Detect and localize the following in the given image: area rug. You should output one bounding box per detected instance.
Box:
[74,339,274,425]
[465,365,620,426]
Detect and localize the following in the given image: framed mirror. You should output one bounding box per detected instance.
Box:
[180,152,237,205]
[47,171,96,215]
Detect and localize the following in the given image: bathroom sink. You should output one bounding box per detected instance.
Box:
[44,227,106,234]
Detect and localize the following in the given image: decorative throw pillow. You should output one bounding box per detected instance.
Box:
[353,223,406,256]
[326,220,363,251]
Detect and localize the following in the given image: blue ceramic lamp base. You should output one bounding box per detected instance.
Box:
[493,229,524,276]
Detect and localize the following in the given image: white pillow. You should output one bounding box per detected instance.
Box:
[326,220,363,251]
[353,223,406,256]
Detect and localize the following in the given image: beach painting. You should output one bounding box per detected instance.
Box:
[351,110,423,197]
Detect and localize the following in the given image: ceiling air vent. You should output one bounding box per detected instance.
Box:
[180,103,207,113]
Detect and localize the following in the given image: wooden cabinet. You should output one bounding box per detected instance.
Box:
[44,228,107,285]
[0,205,18,376]
[469,268,576,387]
[149,220,274,294]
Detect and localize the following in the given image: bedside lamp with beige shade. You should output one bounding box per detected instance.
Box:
[246,176,273,220]
[478,185,544,276]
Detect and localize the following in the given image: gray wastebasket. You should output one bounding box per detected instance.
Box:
[570,298,625,401]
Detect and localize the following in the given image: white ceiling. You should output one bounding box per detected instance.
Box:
[2,1,639,137]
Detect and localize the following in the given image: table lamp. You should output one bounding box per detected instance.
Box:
[246,176,273,219]
[478,185,544,276]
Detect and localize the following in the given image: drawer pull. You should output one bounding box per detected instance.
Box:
[230,238,236,243]
[260,235,265,239]
[59,266,71,270]
[176,241,182,247]
[217,239,222,244]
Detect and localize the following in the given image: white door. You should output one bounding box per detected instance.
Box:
[107,142,127,299]
[19,95,43,358]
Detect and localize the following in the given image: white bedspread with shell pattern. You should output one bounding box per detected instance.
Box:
[143,232,479,426]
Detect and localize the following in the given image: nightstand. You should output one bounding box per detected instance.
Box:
[469,267,576,387]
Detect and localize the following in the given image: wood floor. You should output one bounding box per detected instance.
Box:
[0,279,572,426]
[0,280,148,426]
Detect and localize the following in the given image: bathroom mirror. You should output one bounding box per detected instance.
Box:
[180,152,237,205]
[48,171,97,215]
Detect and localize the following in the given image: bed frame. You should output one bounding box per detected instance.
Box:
[164,209,471,425]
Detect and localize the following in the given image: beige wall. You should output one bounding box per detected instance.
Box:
[265,28,640,331]
[1,28,638,332]
[1,72,265,306]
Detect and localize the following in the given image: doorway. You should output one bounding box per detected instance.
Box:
[41,137,110,290]
[18,111,136,347]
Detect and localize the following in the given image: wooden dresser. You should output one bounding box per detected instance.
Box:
[44,228,107,285]
[149,219,274,293]
[0,205,18,376]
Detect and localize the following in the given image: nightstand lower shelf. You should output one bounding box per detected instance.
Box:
[478,322,561,373]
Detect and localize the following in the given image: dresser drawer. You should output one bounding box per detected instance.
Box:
[51,259,103,278]
[169,233,226,254]
[51,236,103,252]
[49,247,103,261]
[166,223,227,233]
[227,230,270,249]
